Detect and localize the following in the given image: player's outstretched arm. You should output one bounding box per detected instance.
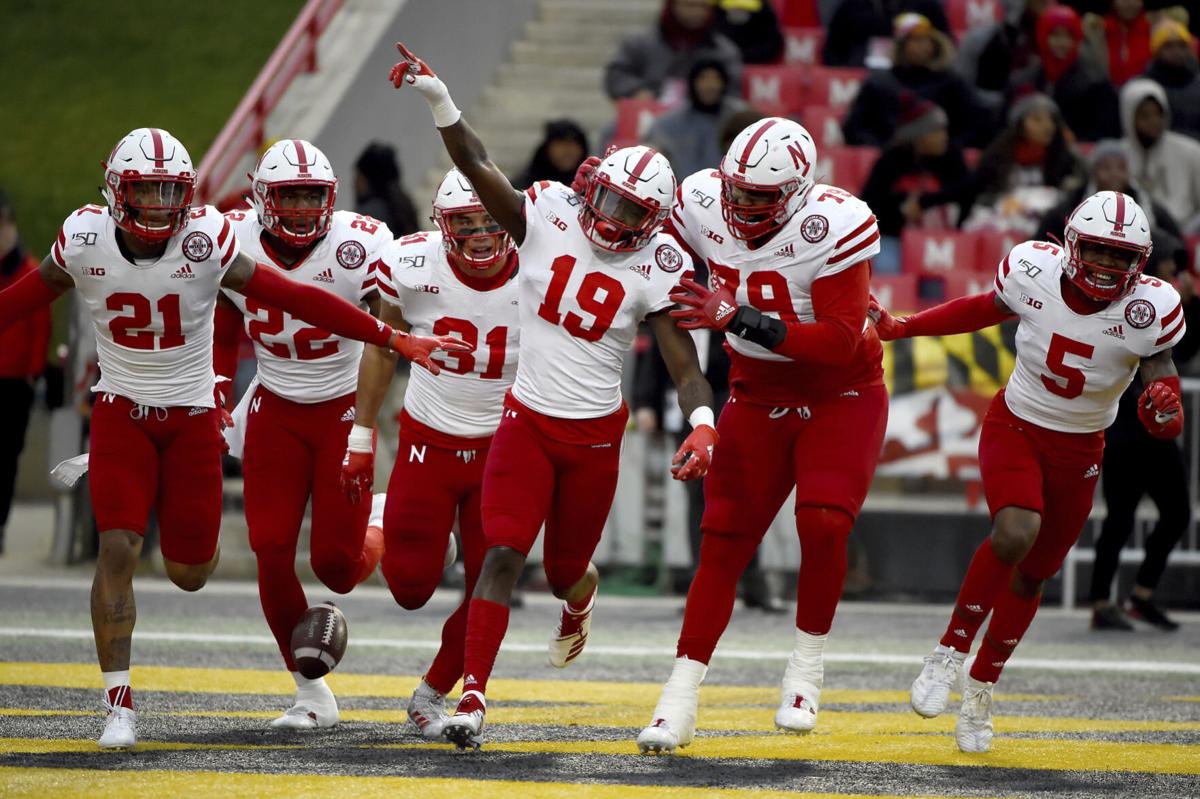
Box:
[221,253,471,364]
[649,312,717,481]
[389,43,526,244]
[1137,349,1184,439]
[0,256,72,335]
[868,286,1014,342]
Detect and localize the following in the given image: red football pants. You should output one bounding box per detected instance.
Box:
[88,392,224,565]
[383,412,490,694]
[242,387,372,670]
[677,386,888,663]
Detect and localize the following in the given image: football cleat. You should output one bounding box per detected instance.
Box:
[98,701,137,750]
[443,690,485,749]
[547,590,595,669]
[775,684,820,734]
[637,657,707,755]
[407,679,451,740]
[955,669,995,753]
[270,679,340,730]
[910,644,966,719]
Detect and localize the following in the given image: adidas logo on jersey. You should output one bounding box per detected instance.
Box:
[1102,324,1125,340]
[966,604,983,613]
[1083,464,1099,479]
[773,242,795,258]
[313,268,335,283]
[188,407,207,416]
[171,264,196,279]
[628,263,652,280]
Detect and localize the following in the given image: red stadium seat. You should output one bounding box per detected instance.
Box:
[1187,235,1200,273]
[938,271,995,300]
[819,146,878,194]
[805,67,866,111]
[945,0,1003,34]
[801,105,845,148]
[974,231,1025,273]
[612,98,669,142]
[901,230,980,275]
[783,27,824,65]
[776,0,820,27]
[870,275,920,313]
[743,65,806,116]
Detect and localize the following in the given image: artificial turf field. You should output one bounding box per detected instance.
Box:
[0,574,1197,798]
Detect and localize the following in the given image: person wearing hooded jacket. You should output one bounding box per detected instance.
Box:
[1143,19,1200,139]
[957,0,1055,97]
[1120,77,1200,231]
[1010,5,1121,142]
[645,56,749,179]
[514,120,590,190]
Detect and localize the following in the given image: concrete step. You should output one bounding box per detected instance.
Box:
[495,63,604,92]
[538,0,658,25]
[512,39,619,66]
[524,19,644,43]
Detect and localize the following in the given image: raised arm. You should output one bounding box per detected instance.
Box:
[1137,349,1184,439]
[389,43,526,244]
[648,311,717,481]
[0,256,72,335]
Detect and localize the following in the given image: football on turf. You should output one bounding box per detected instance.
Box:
[290,601,348,679]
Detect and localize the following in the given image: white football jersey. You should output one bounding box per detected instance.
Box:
[50,204,238,407]
[375,230,520,438]
[996,240,1185,433]
[221,209,391,403]
[669,171,880,363]
[515,180,692,418]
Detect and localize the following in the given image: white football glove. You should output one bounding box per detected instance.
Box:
[388,42,461,128]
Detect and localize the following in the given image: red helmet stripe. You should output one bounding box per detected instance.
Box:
[629,148,657,182]
[737,119,778,173]
[293,139,310,176]
[150,129,165,169]
[1113,192,1126,235]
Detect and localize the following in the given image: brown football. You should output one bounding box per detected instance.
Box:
[290,601,348,679]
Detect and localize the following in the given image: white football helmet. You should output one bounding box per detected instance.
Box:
[718,117,817,241]
[1064,190,1152,301]
[579,145,675,252]
[102,127,196,242]
[250,139,337,247]
[432,169,513,272]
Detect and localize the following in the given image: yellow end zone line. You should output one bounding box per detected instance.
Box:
[0,767,1004,799]
[0,662,1065,706]
[3,706,1197,735]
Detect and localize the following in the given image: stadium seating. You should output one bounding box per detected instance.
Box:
[901,230,981,275]
[742,64,807,117]
[805,66,867,110]
[974,231,1025,273]
[612,98,670,145]
[869,274,920,311]
[819,145,878,194]
[945,0,1004,35]
[782,27,823,65]
[801,105,845,148]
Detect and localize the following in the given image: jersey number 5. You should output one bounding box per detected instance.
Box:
[537,255,625,342]
[1041,333,1093,399]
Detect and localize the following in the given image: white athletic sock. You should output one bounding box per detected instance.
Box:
[292,672,327,692]
[782,629,827,691]
[102,670,131,691]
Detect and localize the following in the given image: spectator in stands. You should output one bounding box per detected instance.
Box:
[515,119,590,190]
[965,92,1086,230]
[714,0,783,64]
[861,95,970,273]
[353,142,419,236]
[822,0,949,67]
[0,190,51,557]
[956,0,1053,96]
[842,13,990,149]
[719,107,766,152]
[1082,0,1153,87]
[1010,5,1122,142]
[1120,77,1200,231]
[645,57,749,179]
[604,0,743,105]
[1143,19,1200,139]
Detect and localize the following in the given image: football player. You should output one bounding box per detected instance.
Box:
[389,43,717,748]
[0,128,468,749]
[213,140,453,729]
[870,191,1184,752]
[342,168,520,740]
[585,116,889,753]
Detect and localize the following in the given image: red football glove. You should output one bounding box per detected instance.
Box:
[390,331,472,375]
[571,155,602,194]
[867,295,908,341]
[669,277,739,331]
[672,424,719,481]
[1138,377,1184,439]
[214,378,234,454]
[388,41,437,88]
[340,424,375,505]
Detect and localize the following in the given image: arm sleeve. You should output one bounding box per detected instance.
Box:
[237,262,393,347]
[895,291,1014,337]
[26,300,52,377]
[213,302,242,384]
[0,267,64,336]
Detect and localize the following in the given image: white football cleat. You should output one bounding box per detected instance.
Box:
[270,678,340,730]
[547,590,595,669]
[97,703,136,750]
[443,690,485,749]
[443,533,457,570]
[369,492,387,530]
[911,644,966,719]
[775,683,820,734]
[956,669,995,753]
[407,679,451,740]
[637,657,707,755]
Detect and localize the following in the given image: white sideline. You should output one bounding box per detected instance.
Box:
[1,626,1198,675]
